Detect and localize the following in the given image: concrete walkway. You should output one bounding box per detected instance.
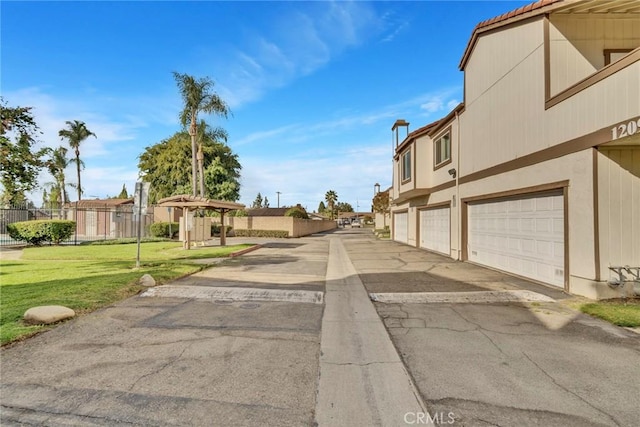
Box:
[315,237,426,426]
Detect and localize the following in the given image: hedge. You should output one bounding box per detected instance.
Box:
[211,224,233,236]
[7,220,76,245]
[233,229,289,238]
[149,222,179,238]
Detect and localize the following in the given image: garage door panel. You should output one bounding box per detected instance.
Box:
[468,192,564,288]
[420,207,450,256]
[394,212,408,244]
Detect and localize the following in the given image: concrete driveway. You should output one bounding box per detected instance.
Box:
[342,231,640,426]
[1,230,639,426]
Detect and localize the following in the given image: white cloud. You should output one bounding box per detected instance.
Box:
[215,1,385,109]
[418,90,461,116]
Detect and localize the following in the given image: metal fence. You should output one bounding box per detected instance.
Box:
[0,205,154,246]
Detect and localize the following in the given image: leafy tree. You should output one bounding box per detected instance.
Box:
[138,127,241,203]
[336,202,353,213]
[263,196,269,208]
[58,120,96,201]
[325,190,338,219]
[204,156,240,201]
[317,201,326,214]
[173,72,229,197]
[117,184,129,199]
[372,190,389,214]
[372,190,390,228]
[0,99,46,206]
[285,205,309,219]
[252,192,263,209]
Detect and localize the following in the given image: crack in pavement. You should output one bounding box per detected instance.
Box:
[522,352,621,427]
[128,344,192,392]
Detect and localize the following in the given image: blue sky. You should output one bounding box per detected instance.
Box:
[2,0,528,212]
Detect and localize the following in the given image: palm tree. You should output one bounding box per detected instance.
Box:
[325,190,338,220]
[58,120,96,200]
[44,146,70,208]
[173,72,229,197]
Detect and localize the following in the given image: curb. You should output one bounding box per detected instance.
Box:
[230,244,263,257]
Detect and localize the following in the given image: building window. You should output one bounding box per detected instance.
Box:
[604,49,633,66]
[435,131,451,167]
[401,150,411,182]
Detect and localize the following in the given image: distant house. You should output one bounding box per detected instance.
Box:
[247,207,290,217]
[63,198,148,239]
[308,212,329,221]
[389,0,639,299]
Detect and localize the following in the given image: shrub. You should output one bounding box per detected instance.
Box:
[232,209,248,217]
[233,229,289,238]
[7,220,75,245]
[211,223,233,236]
[149,222,179,238]
[285,206,309,219]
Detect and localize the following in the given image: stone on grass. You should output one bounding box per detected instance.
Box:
[139,274,156,287]
[24,306,75,325]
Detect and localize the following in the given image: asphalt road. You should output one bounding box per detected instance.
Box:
[2,229,639,426]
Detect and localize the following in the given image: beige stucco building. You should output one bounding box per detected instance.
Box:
[390,0,640,299]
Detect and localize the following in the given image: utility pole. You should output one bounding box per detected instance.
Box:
[276,191,281,208]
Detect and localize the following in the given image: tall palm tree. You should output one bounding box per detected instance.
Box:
[173,72,229,197]
[325,190,338,220]
[58,120,96,200]
[45,146,70,208]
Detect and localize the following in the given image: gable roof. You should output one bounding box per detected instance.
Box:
[394,119,441,156]
[66,198,133,208]
[459,0,640,70]
[459,0,564,70]
[156,195,244,211]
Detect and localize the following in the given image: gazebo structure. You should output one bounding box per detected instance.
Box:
[156,195,244,249]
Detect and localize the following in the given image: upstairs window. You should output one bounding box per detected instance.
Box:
[435,131,451,168]
[604,49,634,66]
[401,150,411,182]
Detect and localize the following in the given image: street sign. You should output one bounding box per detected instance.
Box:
[133,182,150,217]
[134,181,151,268]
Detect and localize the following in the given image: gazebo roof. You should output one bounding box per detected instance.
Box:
[156,195,245,211]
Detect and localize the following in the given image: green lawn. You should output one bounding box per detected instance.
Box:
[579,299,640,328]
[0,241,253,345]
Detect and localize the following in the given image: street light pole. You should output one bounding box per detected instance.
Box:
[276,191,281,208]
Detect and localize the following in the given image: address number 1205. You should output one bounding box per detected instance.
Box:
[611,118,640,140]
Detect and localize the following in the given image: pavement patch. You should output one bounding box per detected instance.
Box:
[369,290,555,304]
[140,285,324,304]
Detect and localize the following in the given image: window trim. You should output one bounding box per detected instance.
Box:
[604,49,634,66]
[433,127,452,170]
[401,149,412,183]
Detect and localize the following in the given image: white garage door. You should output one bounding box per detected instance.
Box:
[468,192,565,287]
[420,207,450,256]
[394,212,408,244]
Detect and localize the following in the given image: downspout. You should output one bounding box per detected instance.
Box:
[455,110,461,260]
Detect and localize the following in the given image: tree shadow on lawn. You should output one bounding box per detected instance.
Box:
[0,259,202,343]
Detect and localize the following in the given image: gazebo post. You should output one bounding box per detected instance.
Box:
[220,209,226,246]
[184,209,191,250]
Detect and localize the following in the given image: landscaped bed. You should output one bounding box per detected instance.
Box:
[0,241,253,345]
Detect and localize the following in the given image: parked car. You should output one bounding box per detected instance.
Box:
[351,219,361,228]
